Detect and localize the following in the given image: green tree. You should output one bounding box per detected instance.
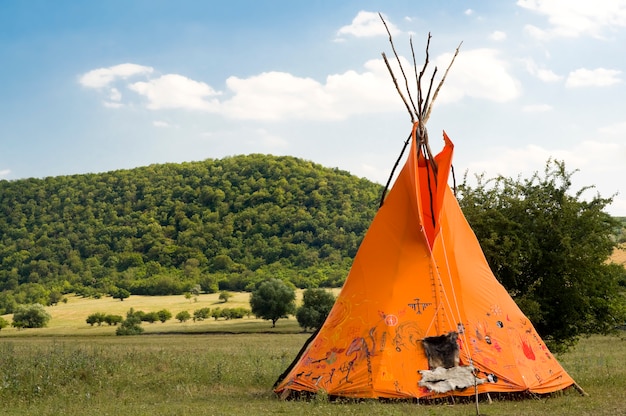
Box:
[296,288,336,331]
[175,310,191,322]
[86,312,106,326]
[116,308,144,335]
[190,284,201,298]
[142,311,159,323]
[112,288,130,301]
[193,307,211,321]
[199,274,219,293]
[458,160,626,352]
[0,316,8,331]
[218,290,232,303]
[104,314,123,326]
[0,291,18,315]
[11,303,51,329]
[157,309,172,323]
[249,279,296,327]
[48,290,64,306]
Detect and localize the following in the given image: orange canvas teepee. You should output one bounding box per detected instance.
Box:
[274,122,577,399]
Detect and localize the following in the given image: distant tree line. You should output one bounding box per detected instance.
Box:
[110,306,253,336]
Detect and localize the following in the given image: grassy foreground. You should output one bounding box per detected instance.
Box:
[1,295,625,415]
[0,334,624,415]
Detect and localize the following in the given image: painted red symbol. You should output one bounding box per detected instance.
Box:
[385,314,398,326]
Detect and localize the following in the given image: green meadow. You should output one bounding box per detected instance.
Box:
[1,294,625,415]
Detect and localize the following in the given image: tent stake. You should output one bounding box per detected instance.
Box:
[473,373,480,416]
[573,383,588,396]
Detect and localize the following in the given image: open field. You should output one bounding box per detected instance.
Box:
[0,292,305,336]
[611,243,626,266]
[1,295,626,415]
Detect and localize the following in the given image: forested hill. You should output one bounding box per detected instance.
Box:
[0,154,383,311]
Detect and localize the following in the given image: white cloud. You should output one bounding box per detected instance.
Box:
[518,0,626,39]
[129,74,222,111]
[466,140,625,187]
[433,49,522,103]
[489,31,507,41]
[101,87,124,108]
[467,144,552,176]
[465,9,474,16]
[103,101,123,109]
[523,24,548,39]
[474,139,625,178]
[523,103,553,112]
[599,121,626,136]
[535,68,562,82]
[218,49,520,122]
[565,68,622,87]
[248,128,289,148]
[79,63,153,88]
[221,72,336,121]
[464,138,626,217]
[198,127,289,154]
[82,48,521,122]
[219,60,407,121]
[153,120,171,128]
[109,88,122,102]
[324,59,407,114]
[0,169,10,177]
[523,58,563,82]
[337,11,398,38]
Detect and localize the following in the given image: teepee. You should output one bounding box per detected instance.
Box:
[274,26,580,400]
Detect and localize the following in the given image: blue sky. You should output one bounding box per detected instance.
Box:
[1,1,625,215]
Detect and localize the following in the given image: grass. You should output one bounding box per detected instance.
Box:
[1,295,626,415]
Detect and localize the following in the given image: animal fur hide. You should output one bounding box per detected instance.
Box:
[418,366,485,393]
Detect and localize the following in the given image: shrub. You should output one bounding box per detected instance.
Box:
[142,311,160,323]
[175,310,191,322]
[112,288,130,301]
[0,316,8,331]
[219,290,232,303]
[221,307,250,320]
[116,308,144,336]
[191,284,201,297]
[86,312,107,326]
[193,307,211,322]
[104,314,123,326]
[157,309,172,323]
[199,274,219,293]
[48,290,64,306]
[133,310,146,321]
[11,303,51,329]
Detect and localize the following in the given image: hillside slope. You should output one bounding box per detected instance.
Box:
[0,154,382,309]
